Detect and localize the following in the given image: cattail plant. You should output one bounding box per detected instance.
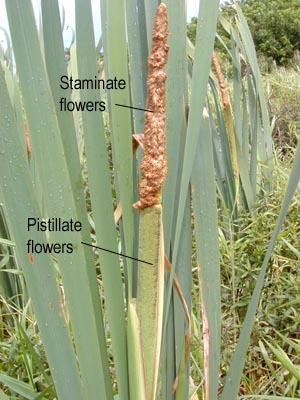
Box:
[133,4,168,399]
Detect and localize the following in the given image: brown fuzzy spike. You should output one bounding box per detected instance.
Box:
[133,4,169,211]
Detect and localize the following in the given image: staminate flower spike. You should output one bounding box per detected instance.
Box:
[133,4,169,400]
[133,3,169,211]
[212,51,239,186]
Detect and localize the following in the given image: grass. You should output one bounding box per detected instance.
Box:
[221,173,299,396]
[265,60,300,158]
[187,156,300,398]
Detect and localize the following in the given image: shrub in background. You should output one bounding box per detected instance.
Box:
[188,0,300,65]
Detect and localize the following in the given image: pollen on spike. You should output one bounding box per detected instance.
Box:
[133,3,169,210]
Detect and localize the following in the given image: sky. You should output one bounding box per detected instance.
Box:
[0,0,201,49]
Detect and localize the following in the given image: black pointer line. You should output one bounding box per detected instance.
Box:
[81,241,153,266]
[115,103,154,113]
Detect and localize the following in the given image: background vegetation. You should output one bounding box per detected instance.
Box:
[188,0,300,65]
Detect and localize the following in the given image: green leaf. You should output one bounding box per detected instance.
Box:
[164,0,221,343]
[266,342,300,381]
[101,0,134,297]
[162,2,191,397]
[235,5,273,186]
[75,0,128,398]
[192,112,221,400]
[0,373,37,400]
[0,60,83,400]
[126,0,148,134]
[6,1,112,397]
